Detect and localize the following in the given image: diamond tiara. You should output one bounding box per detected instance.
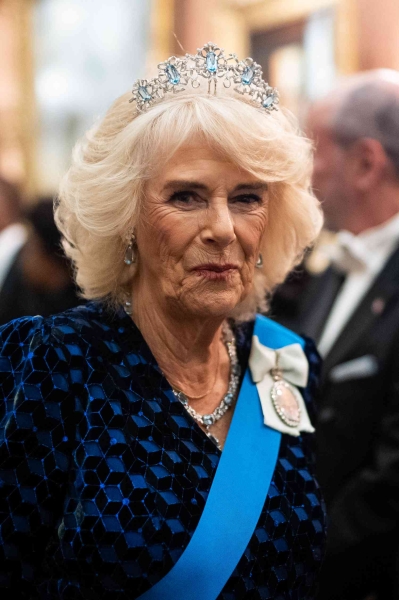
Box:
[129,42,279,114]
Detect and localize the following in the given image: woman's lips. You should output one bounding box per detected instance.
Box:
[192,263,239,280]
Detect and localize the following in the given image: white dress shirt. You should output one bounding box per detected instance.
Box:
[0,223,27,293]
[318,212,399,357]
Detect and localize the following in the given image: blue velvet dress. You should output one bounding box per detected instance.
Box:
[0,302,325,599]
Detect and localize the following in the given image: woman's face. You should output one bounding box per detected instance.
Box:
[134,142,269,319]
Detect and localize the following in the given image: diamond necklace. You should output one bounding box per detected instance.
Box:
[172,324,241,449]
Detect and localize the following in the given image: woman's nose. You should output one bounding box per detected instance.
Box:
[199,201,236,247]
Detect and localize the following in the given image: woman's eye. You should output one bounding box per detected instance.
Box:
[168,191,203,206]
[232,194,262,205]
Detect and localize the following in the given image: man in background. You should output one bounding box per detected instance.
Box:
[0,177,27,294]
[278,71,399,599]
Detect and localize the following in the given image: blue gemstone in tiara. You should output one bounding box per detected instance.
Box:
[130,79,158,108]
[129,42,279,115]
[165,64,180,85]
[206,51,218,73]
[157,55,188,93]
[242,66,254,85]
[138,86,152,102]
[263,94,277,108]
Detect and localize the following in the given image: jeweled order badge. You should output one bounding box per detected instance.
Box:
[270,351,301,427]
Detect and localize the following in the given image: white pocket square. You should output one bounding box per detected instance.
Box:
[329,355,379,382]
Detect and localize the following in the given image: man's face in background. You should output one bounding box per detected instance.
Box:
[307,104,353,232]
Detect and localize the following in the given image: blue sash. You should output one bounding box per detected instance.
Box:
[138,316,304,600]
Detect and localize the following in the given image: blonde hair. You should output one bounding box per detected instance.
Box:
[56,90,323,319]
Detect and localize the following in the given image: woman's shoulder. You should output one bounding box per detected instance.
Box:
[235,313,318,354]
[0,301,122,346]
[0,302,134,376]
[0,300,154,378]
[255,313,321,379]
[0,301,151,424]
[251,314,321,424]
[235,314,321,405]
[254,313,305,346]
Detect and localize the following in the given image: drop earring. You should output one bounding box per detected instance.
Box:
[124,298,133,315]
[124,233,137,265]
[256,253,263,268]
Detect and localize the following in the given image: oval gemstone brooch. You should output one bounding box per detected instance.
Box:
[270,351,301,427]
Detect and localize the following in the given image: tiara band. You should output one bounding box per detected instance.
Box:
[129,42,279,114]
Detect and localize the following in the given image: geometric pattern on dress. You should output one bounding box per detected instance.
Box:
[0,302,326,599]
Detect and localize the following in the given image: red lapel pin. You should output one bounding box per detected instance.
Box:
[371,297,385,315]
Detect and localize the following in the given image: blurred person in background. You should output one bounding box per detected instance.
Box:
[0,177,27,295]
[280,71,399,600]
[0,198,81,324]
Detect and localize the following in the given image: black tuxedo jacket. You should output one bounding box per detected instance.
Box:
[283,244,399,599]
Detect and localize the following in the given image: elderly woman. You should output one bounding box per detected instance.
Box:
[0,43,325,599]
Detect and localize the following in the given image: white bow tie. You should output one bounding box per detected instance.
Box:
[249,337,314,437]
[321,231,374,274]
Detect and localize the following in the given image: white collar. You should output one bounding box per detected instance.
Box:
[354,210,399,253]
[322,212,399,274]
[0,222,27,291]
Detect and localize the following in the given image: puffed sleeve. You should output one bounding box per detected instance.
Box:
[0,317,74,597]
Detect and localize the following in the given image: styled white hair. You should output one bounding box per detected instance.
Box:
[56,89,323,319]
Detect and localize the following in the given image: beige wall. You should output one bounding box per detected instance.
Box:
[0,0,36,196]
[173,0,248,58]
[171,0,358,77]
[171,0,399,76]
[357,0,399,71]
[147,0,175,68]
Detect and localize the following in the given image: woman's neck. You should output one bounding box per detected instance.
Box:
[131,290,226,394]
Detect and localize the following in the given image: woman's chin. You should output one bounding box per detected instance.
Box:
[178,289,246,319]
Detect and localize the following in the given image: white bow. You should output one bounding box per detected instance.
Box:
[249,337,315,437]
[321,231,374,274]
